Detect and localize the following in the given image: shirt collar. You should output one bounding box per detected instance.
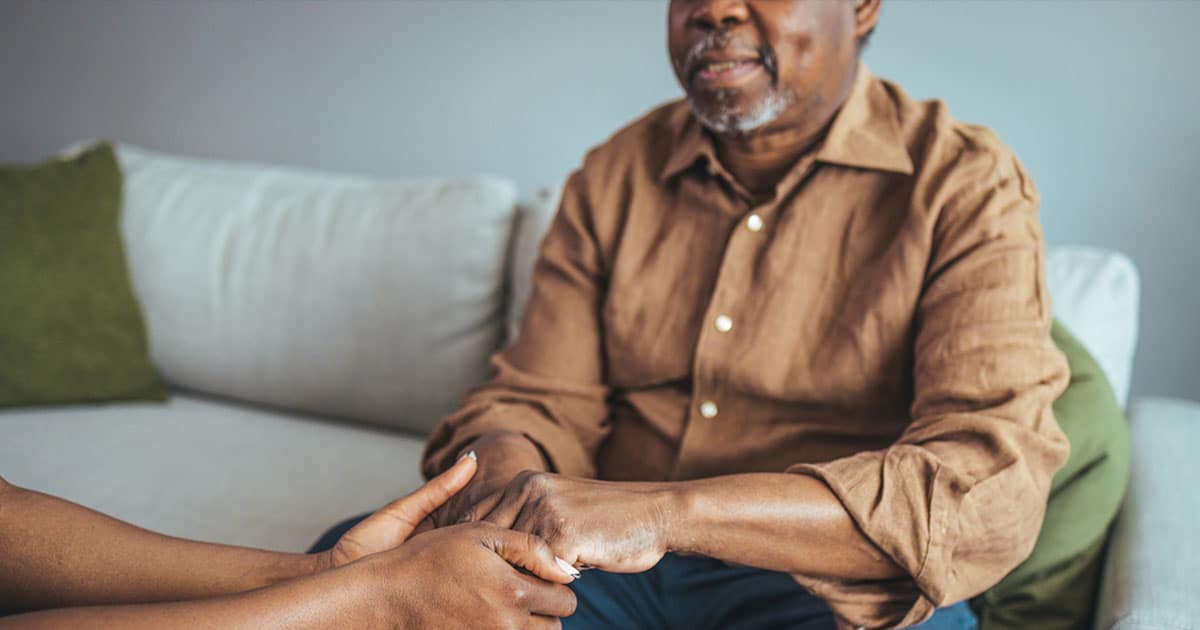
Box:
[659,63,914,182]
[658,108,715,182]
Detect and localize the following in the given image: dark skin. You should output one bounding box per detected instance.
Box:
[0,456,577,629]
[672,0,874,194]
[426,0,905,584]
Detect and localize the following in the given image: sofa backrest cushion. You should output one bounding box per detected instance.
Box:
[507,187,561,345]
[1046,247,1140,407]
[117,144,518,434]
[507,188,1141,406]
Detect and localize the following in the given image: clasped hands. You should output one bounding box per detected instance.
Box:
[420,431,679,575]
[317,431,676,628]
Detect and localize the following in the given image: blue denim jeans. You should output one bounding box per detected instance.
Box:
[563,554,977,630]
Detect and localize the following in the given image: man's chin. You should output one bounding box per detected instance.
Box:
[690,104,775,135]
[688,90,793,135]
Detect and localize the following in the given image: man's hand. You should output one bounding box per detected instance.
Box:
[476,471,678,574]
[421,431,551,533]
[325,452,478,568]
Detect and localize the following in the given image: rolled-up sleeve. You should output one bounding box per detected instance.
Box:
[789,156,1071,628]
[422,165,612,480]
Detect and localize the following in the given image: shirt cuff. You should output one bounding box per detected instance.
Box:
[787,447,965,628]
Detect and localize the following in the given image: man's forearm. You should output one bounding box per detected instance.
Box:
[665,473,904,580]
[0,480,324,615]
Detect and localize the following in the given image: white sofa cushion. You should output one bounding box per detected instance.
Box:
[116,145,518,434]
[1096,397,1200,630]
[507,187,561,344]
[0,393,427,552]
[1046,246,1140,407]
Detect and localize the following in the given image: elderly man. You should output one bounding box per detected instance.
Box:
[413,1,1068,628]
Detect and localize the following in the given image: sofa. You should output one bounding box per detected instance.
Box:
[1,144,1195,629]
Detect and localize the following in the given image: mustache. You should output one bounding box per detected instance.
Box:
[680,31,778,82]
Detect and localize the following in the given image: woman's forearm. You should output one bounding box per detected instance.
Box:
[0,479,325,615]
[0,561,379,630]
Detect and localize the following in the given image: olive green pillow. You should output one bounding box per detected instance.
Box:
[0,143,166,407]
[975,321,1131,630]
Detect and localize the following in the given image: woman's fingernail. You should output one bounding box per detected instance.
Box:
[458,450,477,462]
[555,557,582,579]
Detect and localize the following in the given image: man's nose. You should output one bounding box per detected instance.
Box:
[687,0,751,32]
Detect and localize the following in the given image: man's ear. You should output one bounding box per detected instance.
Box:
[854,0,882,41]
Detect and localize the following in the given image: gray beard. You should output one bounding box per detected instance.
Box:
[689,87,794,135]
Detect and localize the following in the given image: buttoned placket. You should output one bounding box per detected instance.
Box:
[670,155,821,480]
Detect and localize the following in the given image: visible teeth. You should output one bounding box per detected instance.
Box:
[706,61,740,73]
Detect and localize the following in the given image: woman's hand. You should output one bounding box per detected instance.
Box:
[325,452,479,568]
[351,521,578,629]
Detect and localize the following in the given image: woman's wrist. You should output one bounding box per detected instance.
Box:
[255,551,333,589]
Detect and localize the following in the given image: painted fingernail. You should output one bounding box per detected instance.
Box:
[458,450,477,462]
[555,556,582,579]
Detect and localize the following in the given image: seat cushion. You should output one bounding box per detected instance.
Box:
[1096,397,1200,630]
[0,394,426,552]
[116,144,518,434]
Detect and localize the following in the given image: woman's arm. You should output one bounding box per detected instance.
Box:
[0,455,583,628]
[0,519,578,630]
[0,454,479,617]
[0,476,323,615]
[0,558,370,630]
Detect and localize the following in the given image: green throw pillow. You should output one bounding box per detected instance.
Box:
[0,143,166,407]
[975,320,1131,630]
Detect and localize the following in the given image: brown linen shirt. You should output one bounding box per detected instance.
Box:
[423,64,1070,629]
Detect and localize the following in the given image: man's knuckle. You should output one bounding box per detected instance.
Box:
[526,471,555,492]
[511,470,534,486]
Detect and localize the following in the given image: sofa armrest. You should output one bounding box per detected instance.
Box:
[1095,397,1200,630]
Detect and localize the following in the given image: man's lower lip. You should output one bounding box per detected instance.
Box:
[693,61,764,87]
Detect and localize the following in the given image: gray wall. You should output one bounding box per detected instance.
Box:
[2,0,1196,401]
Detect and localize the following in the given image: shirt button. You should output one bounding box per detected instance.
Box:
[746,213,764,232]
[699,401,719,418]
[714,314,733,333]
